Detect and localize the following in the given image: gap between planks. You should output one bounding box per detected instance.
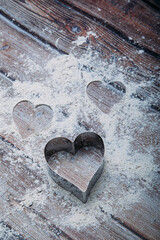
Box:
[0,0,159,82]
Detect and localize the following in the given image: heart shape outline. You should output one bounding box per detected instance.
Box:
[13,100,53,138]
[86,81,126,113]
[44,132,105,203]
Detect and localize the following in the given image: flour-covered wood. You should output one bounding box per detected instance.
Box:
[0,0,159,82]
[0,1,160,240]
[65,0,160,54]
[0,17,60,83]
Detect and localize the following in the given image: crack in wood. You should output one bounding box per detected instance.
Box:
[141,0,160,11]
[111,214,150,240]
[0,69,16,82]
[0,220,27,240]
[59,0,160,59]
[0,136,73,239]
[15,0,65,28]
[0,135,35,164]
[0,2,159,238]
[0,135,19,150]
[1,0,159,85]
[26,208,74,240]
[0,11,66,54]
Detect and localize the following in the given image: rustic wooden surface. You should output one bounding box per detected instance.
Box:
[0,0,160,239]
[64,0,160,53]
[0,0,160,82]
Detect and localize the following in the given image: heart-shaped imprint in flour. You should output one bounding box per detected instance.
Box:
[13,101,53,138]
[87,81,126,113]
[44,132,104,203]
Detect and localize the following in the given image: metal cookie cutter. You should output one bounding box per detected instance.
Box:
[44,132,105,203]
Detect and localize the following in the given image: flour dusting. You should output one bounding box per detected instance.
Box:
[0,46,159,232]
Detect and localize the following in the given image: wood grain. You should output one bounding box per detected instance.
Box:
[13,101,53,138]
[0,16,60,83]
[143,0,160,10]
[0,0,159,83]
[0,16,159,115]
[0,73,160,239]
[0,1,160,240]
[87,81,126,113]
[64,0,160,54]
[0,139,146,240]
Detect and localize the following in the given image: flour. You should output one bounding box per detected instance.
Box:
[18,185,48,208]
[0,45,159,231]
[0,221,19,240]
[72,31,97,46]
[138,50,145,54]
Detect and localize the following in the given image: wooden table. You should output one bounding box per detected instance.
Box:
[0,1,160,239]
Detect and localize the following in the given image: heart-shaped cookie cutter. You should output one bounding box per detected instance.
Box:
[44,132,105,203]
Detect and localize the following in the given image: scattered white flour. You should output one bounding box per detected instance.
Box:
[72,31,97,46]
[0,221,19,240]
[0,44,159,232]
[138,49,145,54]
[18,185,48,208]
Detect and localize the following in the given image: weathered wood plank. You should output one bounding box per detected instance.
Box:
[0,16,159,135]
[0,139,145,240]
[0,0,159,82]
[0,140,72,240]
[1,135,160,240]
[0,15,60,83]
[114,193,160,240]
[0,14,157,91]
[0,69,160,239]
[0,5,160,240]
[64,0,160,54]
